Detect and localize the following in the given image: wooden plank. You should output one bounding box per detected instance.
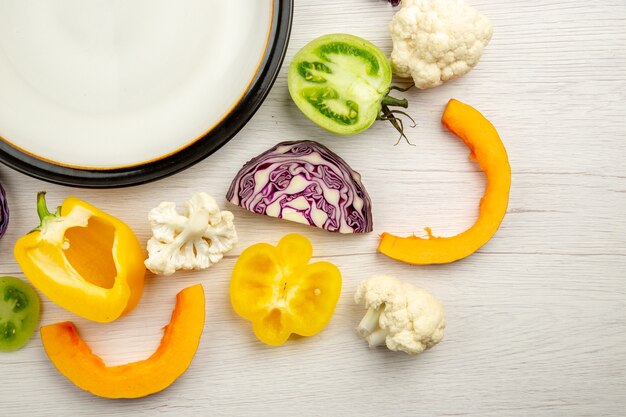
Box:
[0,0,625,415]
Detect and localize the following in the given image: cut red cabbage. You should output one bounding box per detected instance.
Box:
[226,140,373,233]
[0,183,8,239]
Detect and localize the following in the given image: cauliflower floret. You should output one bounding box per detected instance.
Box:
[145,192,237,275]
[390,0,493,89]
[355,275,445,355]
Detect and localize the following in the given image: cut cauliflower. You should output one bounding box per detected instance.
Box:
[355,275,445,355]
[390,0,493,89]
[145,192,237,276]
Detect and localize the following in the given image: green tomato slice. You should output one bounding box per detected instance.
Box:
[288,33,392,135]
[0,276,41,352]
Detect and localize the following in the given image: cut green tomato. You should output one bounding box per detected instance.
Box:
[289,33,406,136]
[0,276,41,352]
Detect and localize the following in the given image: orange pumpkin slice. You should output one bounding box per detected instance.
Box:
[378,99,511,264]
[40,284,205,399]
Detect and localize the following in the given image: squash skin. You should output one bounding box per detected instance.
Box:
[378,99,511,264]
[40,284,205,399]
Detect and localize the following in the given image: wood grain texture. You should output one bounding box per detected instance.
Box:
[1,0,625,416]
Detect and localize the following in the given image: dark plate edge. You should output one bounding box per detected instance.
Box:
[0,0,294,188]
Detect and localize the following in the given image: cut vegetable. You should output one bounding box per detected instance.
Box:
[288,33,413,140]
[389,0,493,89]
[40,284,205,399]
[0,276,41,352]
[14,192,145,323]
[230,234,342,346]
[355,275,445,355]
[378,99,511,264]
[227,140,373,233]
[145,192,238,276]
[0,183,8,239]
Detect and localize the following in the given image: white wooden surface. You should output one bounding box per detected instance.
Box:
[1,0,625,415]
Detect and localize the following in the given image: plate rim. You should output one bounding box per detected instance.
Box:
[0,0,294,188]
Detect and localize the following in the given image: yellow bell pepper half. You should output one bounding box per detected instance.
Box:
[230,234,342,346]
[14,192,146,323]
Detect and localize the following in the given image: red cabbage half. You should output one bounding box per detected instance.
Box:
[0,183,8,239]
[226,140,373,233]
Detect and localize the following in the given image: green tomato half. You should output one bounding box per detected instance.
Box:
[0,276,41,352]
[288,33,404,135]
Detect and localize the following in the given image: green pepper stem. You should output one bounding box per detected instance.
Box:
[36,192,52,221]
[33,192,61,232]
[381,95,408,108]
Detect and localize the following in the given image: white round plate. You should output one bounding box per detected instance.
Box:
[0,0,292,187]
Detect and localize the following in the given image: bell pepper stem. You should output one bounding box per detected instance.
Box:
[33,192,61,232]
[36,192,52,220]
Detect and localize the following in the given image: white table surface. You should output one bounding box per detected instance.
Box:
[1,0,625,416]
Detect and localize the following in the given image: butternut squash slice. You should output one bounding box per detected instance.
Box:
[378,99,511,264]
[40,284,205,399]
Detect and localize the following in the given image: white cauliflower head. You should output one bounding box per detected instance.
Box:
[145,192,238,275]
[355,275,445,355]
[390,0,493,89]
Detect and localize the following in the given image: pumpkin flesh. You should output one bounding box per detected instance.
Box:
[378,99,511,264]
[40,284,205,398]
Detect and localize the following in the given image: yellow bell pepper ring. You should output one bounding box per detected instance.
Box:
[14,192,146,323]
[230,234,342,346]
